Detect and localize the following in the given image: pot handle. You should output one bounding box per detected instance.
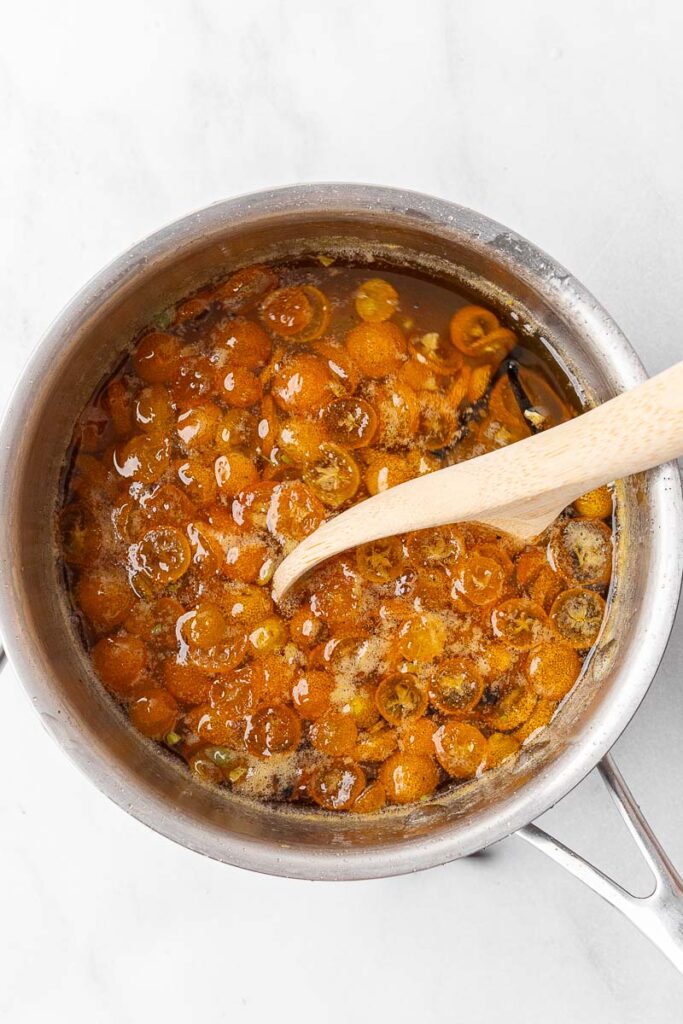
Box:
[517,754,683,973]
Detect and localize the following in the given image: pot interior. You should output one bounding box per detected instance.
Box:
[2,187,679,879]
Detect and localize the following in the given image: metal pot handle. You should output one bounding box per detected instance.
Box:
[0,641,677,968]
[517,753,683,973]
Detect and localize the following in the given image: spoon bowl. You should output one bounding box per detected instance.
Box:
[273,360,683,600]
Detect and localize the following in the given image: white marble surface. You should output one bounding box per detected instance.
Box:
[2,1,683,1020]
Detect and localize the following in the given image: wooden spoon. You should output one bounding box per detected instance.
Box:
[272,360,683,601]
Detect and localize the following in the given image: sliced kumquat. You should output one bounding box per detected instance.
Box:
[163,659,213,705]
[323,397,378,449]
[61,504,102,567]
[398,357,440,393]
[310,710,358,756]
[418,395,459,451]
[310,759,366,811]
[335,682,378,730]
[513,697,557,742]
[114,434,170,485]
[355,725,399,763]
[277,418,327,466]
[125,596,184,650]
[271,353,337,414]
[550,588,606,649]
[171,353,217,411]
[514,547,547,587]
[260,285,330,342]
[133,527,192,588]
[174,294,212,324]
[268,481,325,542]
[375,674,428,726]
[356,536,405,583]
[92,635,147,695]
[133,332,182,384]
[291,670,334,719]
[182,602,227,651]
[175,458,218,506]
[312,341,360,393]
[176,402,220,449]
[76,570,134,632]
[529,566,565,612]
[434,721,487,779]
[430,657,484,715]
[303,442,360,508]
[289,607,323,649]
[485,732,521,768]
[380,752,439,804]
[467,364,495,404]
[549,517,612,586]
[449,305,499,355]
[409,331,463,375]
[246,703,302,758]
[363,452,414,495]
[106,379,134,436]
[345,321,407,378]
[453,554,506,607]
[406,525,466,566]
[215,408,259,451]
[355,278,399,323]
[217,365,263,409]
[398,718,439,757]
[396,613,447,662]
[248,616,288,654]
[371,381,420,447]
[214,451,259,497]
[129,688,179,739]
[214,265,278,312]
[482,682,538,732]
[573,486,613,520]
[211,317,272,369]
[525,642,581,699]
[352,781,387,813]
[491,598,549,650]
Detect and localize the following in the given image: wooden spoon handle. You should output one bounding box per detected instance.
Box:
[273,360,683,599]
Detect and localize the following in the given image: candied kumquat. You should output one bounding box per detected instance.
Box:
[92,635,147,695]
[323,397,378,449]
[345,321,407,378]
[310,759,366,811]
[434,721,487,779]
[573,486,612,520]
[549,517,612,586]
[212,318,272,369]
[61,259,609,813]
[380,753,439,804]
[355,278,399,323]
[550,588,606,649]
[133,332,182,384]
[246,703,301,758]
[310,710,358,756]
[129,688,179,739]
[430,658,483,715]
[375,674,428,726]
[303,442,360,508]
[491,598,549,650]
[525,642,580,699]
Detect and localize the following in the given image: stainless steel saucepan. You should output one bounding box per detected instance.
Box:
[0,184,681,968]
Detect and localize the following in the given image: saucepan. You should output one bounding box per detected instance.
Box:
[0,184,681,968]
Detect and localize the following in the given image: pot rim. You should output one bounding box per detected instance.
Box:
[0,183,681,880]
